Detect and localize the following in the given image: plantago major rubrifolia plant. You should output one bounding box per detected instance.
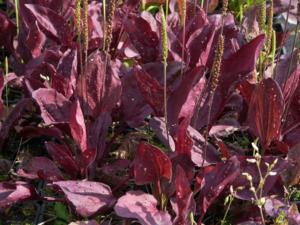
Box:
[202,0,226,167]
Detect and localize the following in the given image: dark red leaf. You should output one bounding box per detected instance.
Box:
[53,181,115,217]
[134,142,172,185]
[0,98,32,150]
[167,66,205,132]
[77,51,122,118]
[198,156,240,221]
[32,88,72,125]
[24,4,72,45]
[0,182,36,208]
[172,165,195,225]
[0,10,16,55]
[45,142,79,178]
[187,25,216,67]
[281,143,300,186]
[133,67,164,116]
[247,78,284,149]
[194,34,265,129]
[20,126,64,140]
[25,22,46,58]
[120,68,152,128]
[123,12,159,63]
[114,191,172,225]
[17,157,64,181]
[88,113,112,165]
[70,100,87,152]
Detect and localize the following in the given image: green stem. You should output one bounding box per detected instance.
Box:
[15,0,19,36]
[5,57,9,109]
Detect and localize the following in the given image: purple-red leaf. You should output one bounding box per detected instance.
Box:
[45,142,79,178]
[123,12,159,63]
[172,165,195,225]
[194,34,265,129]
[247,78,284,149]
[198,156,240,221]
[0,182,36,208]
[53,181,115,217]
[0,10,16,55]
[134,142,172,185]
[0,98,32,150]
[70,100,87,152]
[24,4,72,45]
[134,67,164,116]
[114,191,172,225]
[32,88,72,124]
[77,51,122,118]
[17,157,64,181]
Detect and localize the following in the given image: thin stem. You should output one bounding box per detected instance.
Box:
[4,57,9,109]
[14,0,19,36]
[221,195,234,225]
[163,61,170,148]
[103,0,106,50]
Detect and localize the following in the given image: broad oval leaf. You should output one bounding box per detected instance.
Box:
[77,51,122,118]
[32,88,72,125]
[114,191,172,225]
[53,181,115,217]
[198,156,240,222]
[247,78,284,149]
[172,165,195,225]
[70,100,87,152]
[24,4,72,45]
[45,142,79,178]
[134,67,164,116]
[0,182,36,208]
[134,142,172,185]
[17,157,64,181]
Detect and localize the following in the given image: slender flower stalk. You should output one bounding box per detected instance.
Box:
[201,0,226,169]
[15,0,19,36]
[178,0,186,81]
[103,0,106,50]
[160,6,170,149]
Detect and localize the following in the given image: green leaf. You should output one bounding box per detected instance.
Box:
[54,203,69,224]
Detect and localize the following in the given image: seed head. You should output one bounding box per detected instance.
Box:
[75,0,81,40]
[222,0,228,16]
[160,6,168,62]
[83,0,89,52]
[257,0,266,32]
[210,34,224,91]
[177,0,186,26]
[265,0,273,52]
[105,0,117,52]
